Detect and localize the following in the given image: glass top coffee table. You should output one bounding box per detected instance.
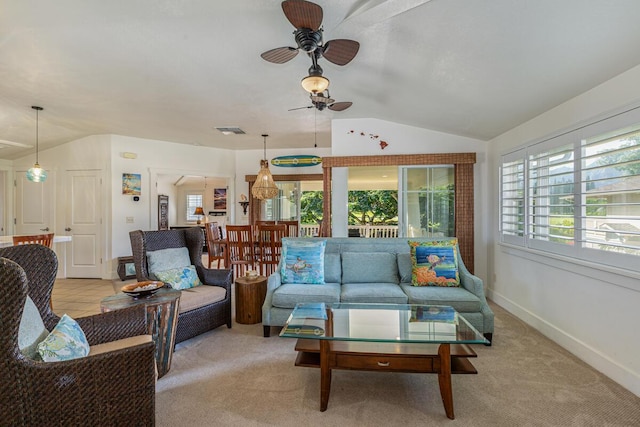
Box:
[280,302,488,419]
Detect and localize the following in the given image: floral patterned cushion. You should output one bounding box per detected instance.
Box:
[37,314,90,362]
[154,265,203,290]
[409,239,460,287]
[280,239,326,284]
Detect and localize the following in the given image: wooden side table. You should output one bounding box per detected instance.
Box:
[100,287,181,378]
[235,275,267,324]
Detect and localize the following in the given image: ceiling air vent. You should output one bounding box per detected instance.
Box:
[215,127,245,135]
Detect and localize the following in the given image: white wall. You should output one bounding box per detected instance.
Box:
[487,64,640,396]
[110,135,236,276]
[12,134,112,277]
[330,118,488,281]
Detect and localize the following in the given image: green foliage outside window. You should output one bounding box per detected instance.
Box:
[347,190,398,225]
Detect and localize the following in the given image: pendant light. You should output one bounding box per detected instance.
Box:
[251,134,278,200]
[26,106,47,182]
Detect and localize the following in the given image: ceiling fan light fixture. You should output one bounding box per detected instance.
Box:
[252,134,279,200]
[301,74,330,94]
[26,106,47,183]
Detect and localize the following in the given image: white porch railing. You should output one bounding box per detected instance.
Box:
[298,224,399,238]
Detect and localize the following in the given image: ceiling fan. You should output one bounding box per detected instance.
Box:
[261,0,360,93]
[289,91,352,112]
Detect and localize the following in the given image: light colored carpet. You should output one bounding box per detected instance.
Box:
[156,303,640,426]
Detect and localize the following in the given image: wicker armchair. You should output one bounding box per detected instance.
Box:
[129,228,233,343]
[0,244,155,426]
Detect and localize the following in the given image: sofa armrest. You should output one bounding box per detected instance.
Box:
[76,305,148,346]
[197,266,232,292]
[457,259,489,303]
[261,272,284,323]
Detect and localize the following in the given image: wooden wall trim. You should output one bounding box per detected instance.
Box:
[322,153,476,168]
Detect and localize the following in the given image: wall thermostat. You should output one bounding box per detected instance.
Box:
[133,196,140,201]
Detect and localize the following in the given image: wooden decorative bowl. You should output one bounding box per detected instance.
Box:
[121,281,164,298]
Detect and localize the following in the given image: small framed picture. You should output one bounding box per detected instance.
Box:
[213,188,227,210]
[122,173,141,195]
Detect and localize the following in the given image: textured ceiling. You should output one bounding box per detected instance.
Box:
[2,0,640,160]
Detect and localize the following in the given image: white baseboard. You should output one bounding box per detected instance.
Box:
[487,288,640,398]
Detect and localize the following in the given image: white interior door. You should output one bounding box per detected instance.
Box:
[15,171,53,235]
[65,170,102,278]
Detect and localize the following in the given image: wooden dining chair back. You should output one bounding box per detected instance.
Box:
[204,222,225,268]
[225,225,256,279]
[256,223,286,276]
[12,233,54,248]
[278,220,299,238]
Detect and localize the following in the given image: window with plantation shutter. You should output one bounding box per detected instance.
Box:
[186,193,203,222]
[498,105,640,272]
[499,150,526,246]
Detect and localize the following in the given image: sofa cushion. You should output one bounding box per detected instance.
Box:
[18,296,49,359]
[272,283,341,308]
[397,253,412,283]
[147,247,191,280]
[178,285,226,314]
[37,314,90,362]
[154,265,203,290]
[409,240,460,287]
[323,253,341,284]
[342,252,399,284]
[400,284,481,312]
[281,239,326,284]
[90,335,153,356]
[341,283,408,304]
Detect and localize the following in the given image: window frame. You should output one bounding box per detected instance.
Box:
[499,105,640,273]
[185,191,204,223]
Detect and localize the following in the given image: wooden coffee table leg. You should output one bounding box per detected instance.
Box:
[320,340,332,411]
[437,343,454,419]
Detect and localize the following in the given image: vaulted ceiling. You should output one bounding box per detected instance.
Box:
[2,0,640,160]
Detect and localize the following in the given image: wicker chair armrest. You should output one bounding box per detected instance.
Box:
[75,305,148,346]
[197,266,232,290]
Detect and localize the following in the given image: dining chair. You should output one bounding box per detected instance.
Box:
[225,225,256,279]
[12,233,54,248]
[204,222,225,268]
[278,220,299,238]
[256,223,286,276]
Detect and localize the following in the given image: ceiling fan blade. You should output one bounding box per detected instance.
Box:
[261,47,299,64]
[282,0,323,30]
[321,39,360,65]
[288,105,314,111]
[328,101,352,111]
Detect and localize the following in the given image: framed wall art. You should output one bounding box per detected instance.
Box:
[122,173,141,195]
[213,188,227,211]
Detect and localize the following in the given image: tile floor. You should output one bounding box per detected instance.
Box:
[51,278,120,318]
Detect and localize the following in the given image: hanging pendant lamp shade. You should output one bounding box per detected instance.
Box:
[251,134,278,200]
[26,106,47,183]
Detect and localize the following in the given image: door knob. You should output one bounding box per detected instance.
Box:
[40,227,50,232]
[65,227,72,232]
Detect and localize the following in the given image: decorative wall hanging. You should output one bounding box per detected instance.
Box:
[213,188,227,210]
[271,155,322,167]
[347,130,389,150]
[122,173,141,195]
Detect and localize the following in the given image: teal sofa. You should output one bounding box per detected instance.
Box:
[262,237,494,343]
